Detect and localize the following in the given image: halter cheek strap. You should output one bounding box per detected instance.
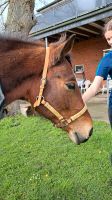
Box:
[34,47,50,107]
[33,47,87,127]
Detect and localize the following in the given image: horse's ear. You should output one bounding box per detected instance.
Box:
[49,34,75,66]
[59,34,75,56]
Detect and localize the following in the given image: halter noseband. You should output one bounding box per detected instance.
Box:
[33,47,87,128]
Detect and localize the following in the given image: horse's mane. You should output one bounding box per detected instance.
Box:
[0,36,46,92]
[0,33,74,96]
[0,36,45,52]
[0,35,67,93]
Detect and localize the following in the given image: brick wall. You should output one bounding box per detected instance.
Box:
[71,36,109,81]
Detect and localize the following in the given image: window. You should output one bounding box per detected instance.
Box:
[74,65,84,73]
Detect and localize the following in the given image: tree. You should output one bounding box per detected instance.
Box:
[0,0,52,115]
[6,0,36,37]
[5,0,36,38]
[0,0,37,115]
[0,0,52,35]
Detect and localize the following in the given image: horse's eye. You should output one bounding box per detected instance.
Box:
[65,82,75,90]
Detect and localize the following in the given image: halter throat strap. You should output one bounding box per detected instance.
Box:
[41,99,87,127]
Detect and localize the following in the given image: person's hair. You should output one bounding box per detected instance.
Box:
[103,19,112,35]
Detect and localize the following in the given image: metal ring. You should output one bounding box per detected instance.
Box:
[36,96,39,100]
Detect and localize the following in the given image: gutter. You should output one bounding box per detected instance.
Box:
[37,0,63,12]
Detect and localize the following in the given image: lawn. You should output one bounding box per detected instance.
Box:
[0,115,112,200]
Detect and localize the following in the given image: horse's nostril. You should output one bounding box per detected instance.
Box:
[89,128,93,137]
[74,128,93,145]
[75,132,88,145]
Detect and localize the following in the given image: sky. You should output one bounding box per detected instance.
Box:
[0,0,54,31]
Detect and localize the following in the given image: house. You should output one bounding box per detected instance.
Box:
[30,0,112,81]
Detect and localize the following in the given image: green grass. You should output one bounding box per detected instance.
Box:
[0,115,112,200]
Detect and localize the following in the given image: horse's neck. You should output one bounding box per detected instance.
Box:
[1,47,45,90]
[1,47,45,105]
[5,76,40,106]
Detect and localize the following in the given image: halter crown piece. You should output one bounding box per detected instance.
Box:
[33,47,87,128]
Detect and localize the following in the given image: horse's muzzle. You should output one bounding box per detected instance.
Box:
[75,128,93,145]
[69,127,93,145]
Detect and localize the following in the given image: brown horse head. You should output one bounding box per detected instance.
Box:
[0,35,93,144]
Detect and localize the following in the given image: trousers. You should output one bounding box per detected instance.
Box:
[108,90,112,128]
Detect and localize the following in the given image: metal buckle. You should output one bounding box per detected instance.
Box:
[61,120,69,127]
[35,96,44,101]
[41,78,46,84]
[56,119,69,128]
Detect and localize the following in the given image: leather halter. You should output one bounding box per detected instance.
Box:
[33,47,87,128]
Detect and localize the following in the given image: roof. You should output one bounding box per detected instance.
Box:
[37,0,63,12]
[30,0,112,39]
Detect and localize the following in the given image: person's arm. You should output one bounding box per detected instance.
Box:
[82,76,103,103]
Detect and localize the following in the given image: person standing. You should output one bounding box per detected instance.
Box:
[82,19,112,128]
